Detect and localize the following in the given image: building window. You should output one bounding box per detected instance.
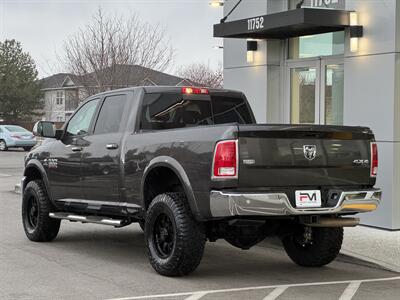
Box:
[56,91,64,105]
[288,32,344,59]
[56,116,63,122]
[287,0,345,59]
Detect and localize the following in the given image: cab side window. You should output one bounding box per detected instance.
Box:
[94,94,127,134]
[66,99,99,136]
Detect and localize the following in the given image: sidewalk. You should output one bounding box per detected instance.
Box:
[342,225,400,273]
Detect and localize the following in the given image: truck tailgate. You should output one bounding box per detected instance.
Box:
[237,124,375,188]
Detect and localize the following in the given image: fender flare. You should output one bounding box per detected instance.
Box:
[141,156,200,219]
[23,159,52,200]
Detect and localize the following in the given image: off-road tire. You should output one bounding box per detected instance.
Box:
[0,140,7,151]
[22,180,60,242]
[145,193,206,276]
[282,226,343,267]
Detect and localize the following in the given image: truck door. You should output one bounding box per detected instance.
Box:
[47,98,100,202]
[80,93,129,204]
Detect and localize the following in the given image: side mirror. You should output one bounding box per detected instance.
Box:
[33,121,56,138]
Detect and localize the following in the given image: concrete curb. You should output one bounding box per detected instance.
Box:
[340,249,400,274]
[260,237,400,274]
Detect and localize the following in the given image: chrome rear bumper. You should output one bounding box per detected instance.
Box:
[210,189,382,217]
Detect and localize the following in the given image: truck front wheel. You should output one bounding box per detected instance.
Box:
[145,193,205,276]
[22,180,60,242]
[282,226,343,267]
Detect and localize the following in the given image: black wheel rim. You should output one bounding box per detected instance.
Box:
[26,195,39,230]
[153,213,175,259]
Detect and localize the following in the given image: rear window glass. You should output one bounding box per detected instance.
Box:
[5,126,28,132]
[211,95,253,124]
[140,94,213,130]
[140,93,254,131]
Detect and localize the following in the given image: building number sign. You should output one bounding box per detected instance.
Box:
[247,17,264,31]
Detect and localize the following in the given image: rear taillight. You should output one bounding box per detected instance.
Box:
[10,134,21,139]
[370,142,378,177]
[212,140,238,179]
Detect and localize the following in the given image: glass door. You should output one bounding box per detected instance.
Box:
[286,60,320,124]
[321,58,344,125]
[285,57,344,125]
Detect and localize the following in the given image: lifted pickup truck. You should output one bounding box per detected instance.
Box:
[22,86,381,276]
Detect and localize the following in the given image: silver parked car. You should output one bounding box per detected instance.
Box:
[0,125,36,151]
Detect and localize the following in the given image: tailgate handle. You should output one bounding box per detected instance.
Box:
[106,143,119,150]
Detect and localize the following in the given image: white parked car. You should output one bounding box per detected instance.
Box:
[0,125,36,151]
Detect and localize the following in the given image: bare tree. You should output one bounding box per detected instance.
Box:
[178,63,223,88]
[63,8,175,95]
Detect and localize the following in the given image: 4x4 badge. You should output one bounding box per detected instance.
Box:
[303,145,317,161]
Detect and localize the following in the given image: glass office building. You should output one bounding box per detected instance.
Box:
[216,0,400,229]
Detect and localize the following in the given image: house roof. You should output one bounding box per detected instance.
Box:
[40,65,194,90]
[39,73,75,89]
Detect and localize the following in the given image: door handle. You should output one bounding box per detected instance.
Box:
[106,143,119,150]
[71,146,83,152]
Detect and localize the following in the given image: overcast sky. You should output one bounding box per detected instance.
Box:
[0,0,223,78]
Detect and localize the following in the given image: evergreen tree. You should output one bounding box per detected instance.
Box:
[0,39,43,122]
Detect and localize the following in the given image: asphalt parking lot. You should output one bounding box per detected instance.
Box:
[0,150,399,300]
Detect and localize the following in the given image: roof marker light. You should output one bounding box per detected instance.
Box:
[182,87,209,95]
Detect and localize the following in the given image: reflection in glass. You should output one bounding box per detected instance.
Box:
[325,64,344,125]
[289,32,344,59]
[290,67,316,124]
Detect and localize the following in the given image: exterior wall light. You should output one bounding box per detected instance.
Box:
[209,0,224,7]
[246,40,258,63]
[349,11,363,53]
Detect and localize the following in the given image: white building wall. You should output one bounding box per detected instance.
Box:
[43,90,65,122]
[223,0,268,123]
[343,0,399,229]
[393,1,400,230]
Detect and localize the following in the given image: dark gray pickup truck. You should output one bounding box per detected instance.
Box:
[22,86,381,276]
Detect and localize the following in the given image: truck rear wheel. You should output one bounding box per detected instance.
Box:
[282,226,343,267]
[145,193,205,276]
[22,180,60,242]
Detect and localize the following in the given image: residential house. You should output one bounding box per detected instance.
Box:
[40,65,194,122]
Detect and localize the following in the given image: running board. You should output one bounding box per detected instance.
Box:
[49,212,131,227]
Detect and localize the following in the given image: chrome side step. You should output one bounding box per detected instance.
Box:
[49,212,131,227]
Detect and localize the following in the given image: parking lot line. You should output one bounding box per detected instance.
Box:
[262,286,288,300]
[107,276,400,300]
[338,281,361,300]
[184,292,208,300]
